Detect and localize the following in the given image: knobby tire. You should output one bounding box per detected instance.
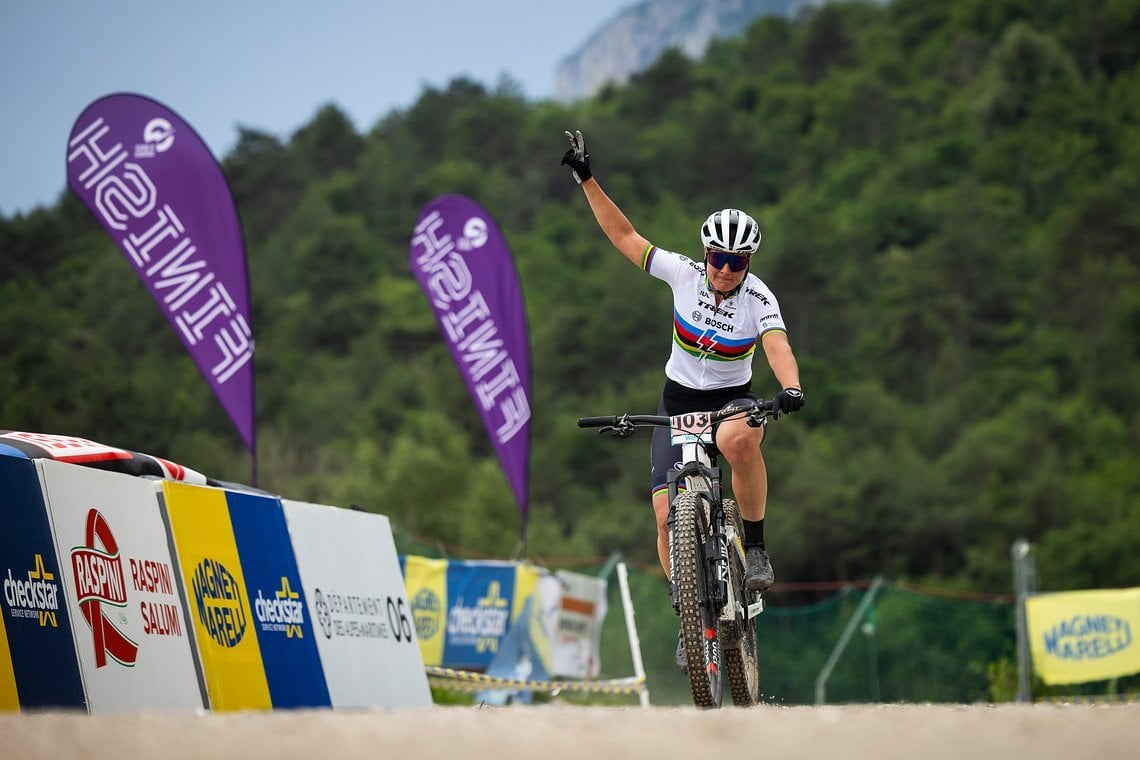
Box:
[721,498,761,706]
[673,490,723,708]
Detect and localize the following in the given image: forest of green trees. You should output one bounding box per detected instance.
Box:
[3,0,1138,599]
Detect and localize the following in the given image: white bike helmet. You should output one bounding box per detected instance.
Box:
[700,208,762,254]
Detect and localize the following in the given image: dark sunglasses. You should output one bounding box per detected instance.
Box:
[705,249,751,272]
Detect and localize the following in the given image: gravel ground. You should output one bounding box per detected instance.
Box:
[3,702,1138,759]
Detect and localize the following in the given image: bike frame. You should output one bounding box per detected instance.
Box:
[665,424,763,628]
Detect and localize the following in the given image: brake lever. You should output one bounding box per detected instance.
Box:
[746,404,778,427]
[599,418,636,438]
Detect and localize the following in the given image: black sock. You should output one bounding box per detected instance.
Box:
[743,518,765,550]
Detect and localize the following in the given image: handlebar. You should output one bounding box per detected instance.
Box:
[577,398,780,438]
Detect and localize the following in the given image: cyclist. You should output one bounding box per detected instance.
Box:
[561,130,804,662]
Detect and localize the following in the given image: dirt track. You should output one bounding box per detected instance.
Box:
[3,703,1137,759]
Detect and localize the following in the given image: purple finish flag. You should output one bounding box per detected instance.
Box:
[409,195,532,533]
[66,93,256,457]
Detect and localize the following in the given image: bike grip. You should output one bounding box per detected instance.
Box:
[577,416,615,428]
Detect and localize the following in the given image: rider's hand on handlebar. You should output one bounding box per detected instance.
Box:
[775,388,805,414]
[561,130,592,184]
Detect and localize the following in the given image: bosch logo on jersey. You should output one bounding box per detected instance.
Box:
[704,317,734,332]
[4,553,61,627]
[191,558,248,648]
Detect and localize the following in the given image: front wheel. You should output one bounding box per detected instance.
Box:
[672,490,723,708]
[721,498,761,706]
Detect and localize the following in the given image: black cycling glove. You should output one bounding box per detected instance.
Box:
[561,129,591,184]
[774,388,805,414]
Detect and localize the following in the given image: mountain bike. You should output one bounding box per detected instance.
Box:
[578,398,779,708]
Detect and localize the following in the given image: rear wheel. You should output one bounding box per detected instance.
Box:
[673,490,722,708]
[721,498,761,706]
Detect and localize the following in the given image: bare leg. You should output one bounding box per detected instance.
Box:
[652,490,671,577]
[716,417,767,520]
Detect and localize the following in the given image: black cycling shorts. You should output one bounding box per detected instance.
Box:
[649,377,757,498]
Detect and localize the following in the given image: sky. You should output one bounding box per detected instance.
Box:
[0,0,633,218]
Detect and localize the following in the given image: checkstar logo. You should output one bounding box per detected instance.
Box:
[3,553,62,627]
[70,509,139,668]
[254,576,305,639]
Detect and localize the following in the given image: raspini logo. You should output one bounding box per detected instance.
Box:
[70,509,139,668]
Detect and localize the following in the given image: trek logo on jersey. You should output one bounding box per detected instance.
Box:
[4,553,62,627]
[254,577,306,639]
[745,287,771,305]
[71,509,139,667]
[697,302,735,320]
[191,558,248,648]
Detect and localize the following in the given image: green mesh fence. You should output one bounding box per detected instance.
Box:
[758,582,1016,704]
[392,526,1024,706]
[588,566,1017,705]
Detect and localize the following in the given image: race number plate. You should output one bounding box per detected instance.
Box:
[670,412,713,446]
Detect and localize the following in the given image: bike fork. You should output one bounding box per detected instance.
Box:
[706,525,729,611]
[667,505,680,613]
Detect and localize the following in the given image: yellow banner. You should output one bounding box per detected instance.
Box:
[403,556,447,667]
[1026,588,1140,685]
[0,604,18,712]
[162,481,271,710]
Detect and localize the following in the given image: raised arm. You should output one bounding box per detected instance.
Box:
[562,130,650,266]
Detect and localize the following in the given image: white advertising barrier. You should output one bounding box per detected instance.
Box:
[36,459,204,712]
[540,570,608,679]
[282,501,432,708]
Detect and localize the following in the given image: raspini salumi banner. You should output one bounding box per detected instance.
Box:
[37,459,204,712]
[409,195,532,533]
[65,93,256,456]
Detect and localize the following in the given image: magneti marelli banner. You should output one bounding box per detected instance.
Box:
[409,195,532,538]
[65,93,256,466]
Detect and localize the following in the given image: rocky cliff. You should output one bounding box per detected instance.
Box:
[555,0,823,101]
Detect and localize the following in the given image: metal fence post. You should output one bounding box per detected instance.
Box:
[815,575,885,705]
[1011,539,1036,702]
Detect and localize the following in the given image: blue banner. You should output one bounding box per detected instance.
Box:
[0,455,86,709]
[442,561,519,670]
[225,491,330,708]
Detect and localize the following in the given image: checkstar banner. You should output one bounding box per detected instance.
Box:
[66,93,256,456]
[1025,588,1140,685]
[409,195,532,535]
